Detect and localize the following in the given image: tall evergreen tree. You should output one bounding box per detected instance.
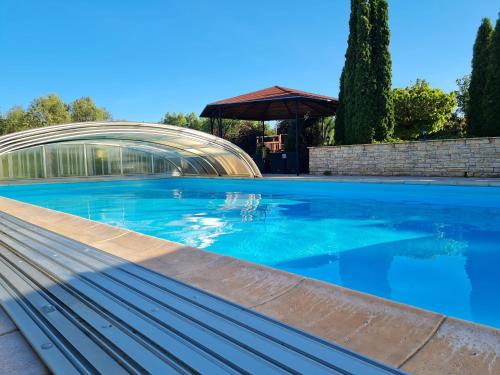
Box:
[334,70,346,144]
[347,0,373,144]
[369,0,394,141]
[336,0,394,145]
[483,15,500,136]
[335,0,359,144]
[468,18,494,136]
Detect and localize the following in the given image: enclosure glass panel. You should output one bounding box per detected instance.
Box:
[0,154,9,178]
[122,148,152,175]
[177,158,199,174]
[212,153,250,175]
[5,147,44,179]
[87,144,121,176]
[153,155,176,174]
[28,148,44,178]
[183,156,217,175]
[45,144,85,177]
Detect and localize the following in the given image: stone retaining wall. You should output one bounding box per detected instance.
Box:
[309,137,500,177]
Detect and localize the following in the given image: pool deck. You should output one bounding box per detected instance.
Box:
[0,196,499,375]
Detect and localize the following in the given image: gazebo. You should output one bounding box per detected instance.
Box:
[200,86,338,175]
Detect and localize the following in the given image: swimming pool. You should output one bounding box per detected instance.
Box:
[1,178,499,328]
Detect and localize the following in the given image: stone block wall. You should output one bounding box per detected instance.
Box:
[309,137,500,177]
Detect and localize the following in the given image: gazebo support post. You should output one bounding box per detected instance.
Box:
[210,117,214,135]
[261,120,265,150]
[321,116,324,145]
[261,120,266,173]
[294,100,300,176]
[217,109,223,138]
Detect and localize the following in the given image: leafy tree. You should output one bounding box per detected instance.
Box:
[425,114,467,140]
[430,76,472,140]
[161,111,206,131]
[0,94,112,135]
[162,112,188,126]
[25,94,71,128]
[369,0,394,141]
[455,75,470,119]
[300,117,335,147]
[393,79,457,140]
[468,18,494,136]
[70,97,110,122]
[218,118,246,138]
[282,117,334,151]
[483,15,500,136]
[1,106,31,134]
[225,121,269,156]
[317,117,335,146]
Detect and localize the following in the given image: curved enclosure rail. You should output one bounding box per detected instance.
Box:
[0,121,261,179]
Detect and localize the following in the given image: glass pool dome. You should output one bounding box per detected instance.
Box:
[0,122,261,179]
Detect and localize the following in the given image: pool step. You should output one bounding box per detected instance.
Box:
[0,212,406,375]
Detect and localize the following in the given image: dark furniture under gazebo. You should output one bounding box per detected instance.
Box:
[200,86,338,175]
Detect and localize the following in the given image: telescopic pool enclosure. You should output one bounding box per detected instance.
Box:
[0,121,261,180]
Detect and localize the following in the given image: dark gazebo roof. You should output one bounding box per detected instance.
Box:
[200,86,338,121]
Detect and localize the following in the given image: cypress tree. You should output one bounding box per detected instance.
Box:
[334,69,346,144]
[483,15,500,136]
[369,0,394,141]
[347,0,374,144]
[335,0,359,145]
[338,0,394,145]
[468,18,494,136]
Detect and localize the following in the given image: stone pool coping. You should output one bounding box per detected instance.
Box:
[0,173,499,187]
[0,197,499,375]
[261,174,500,187]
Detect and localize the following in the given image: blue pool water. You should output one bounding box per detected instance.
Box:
[1,178,500,328]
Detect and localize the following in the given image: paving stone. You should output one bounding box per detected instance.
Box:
[139,247,225,276]
[402,318,500,375]
[177,257,303,306]
[89,231,180,260]
[254,278,444,367]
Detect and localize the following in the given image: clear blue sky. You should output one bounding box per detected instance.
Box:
[0,0,498,122]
